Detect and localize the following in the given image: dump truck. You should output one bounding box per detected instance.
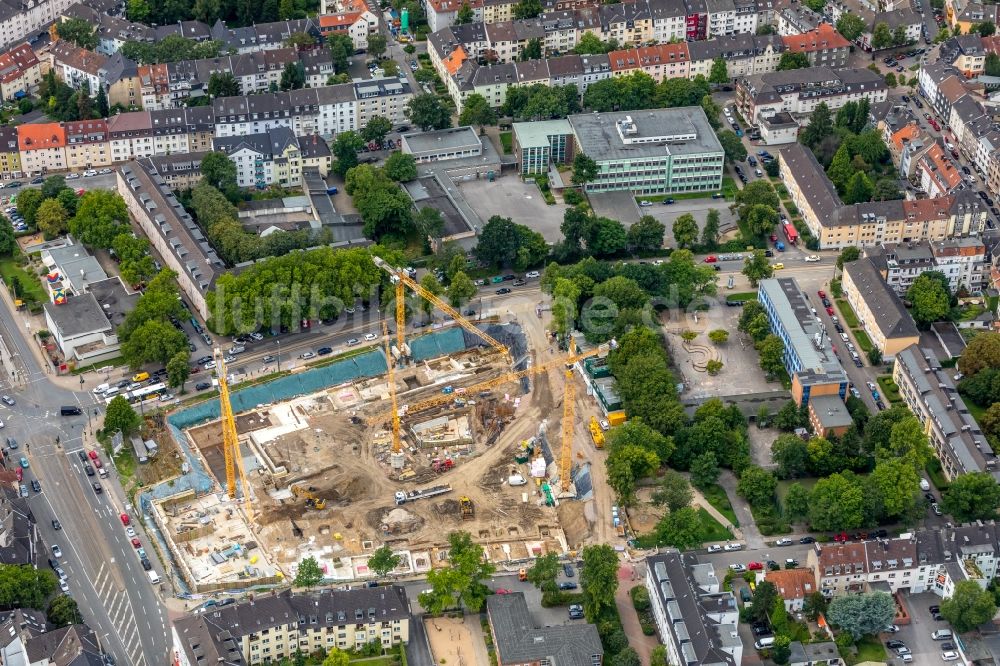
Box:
[394,484,452,505]
[459,496,474,520]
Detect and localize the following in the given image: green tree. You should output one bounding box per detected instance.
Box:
[572,153,599,185]
[702,209,721,247]
[458,93,497,128]
[734,179,779,214]
[607,444,659,504]
[827,144,854,193]
[871,459,919,519]
[520,38,542,61]
[717,129,747,163]
[777,52,811,70]
[331,130,365,177]
[525,553,560,593]
[800,102,834,148]
[907,272,951,327]
[626,215,664,253]
[580,544,619,621]
[835,13,866,39]
[513,0,542,18]
[872,22,893,50]
[127,0,152,21]
[740,203,779,239]
[772,635,792,665]
[367,33,387,59]
[455,1,474,23]
[708,329,729,345]
[0,220,15,257]
[199,151,238,199]
[672,213,699,249]
[978,20,997,36]
[837,246,861,270]
[986,52,1000,76]
[294,556,324,587]
[47,595,82,627]
[368,545,401,578]
[827,591,896,639]
[35,199,69,238]
[447,271,477,306]
[736,465,777,507]
[574,32,615,55]
[803,591,829,621]
[0,565,57,610]
[653,470,692,512]
[406,93,452,131]
[742,250,774,287]
[361,115,393,146]
[942,471,1000,522]
[983,403,1000,449]
[652,506,702,550]
[15,189,43,226]
[328,34,353,73]
[687,452,717,490]
[809,472,865,531]
[843,171,874,204]
[41,175,66,200]
[279,62,305,90]
[709,57,729,84]
[384,152,418,182]
[748,581,779,622]
[771,434,810,479]
[783,482,810,520]
[121,319,187,369]
[958,332,1000,377]
[650,646,669,666]
[166,351,190,390]
[56,17,98,49]
[104,396,141,435]
[941,580,997,632]
[322,648,350,666]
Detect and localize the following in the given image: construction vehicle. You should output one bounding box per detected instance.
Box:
[432,458,454,472]
[607,410,627,427]
[394,484,452,505]
[459,496,474,519]
[216,349,252,517]
[290,484,327,510]
[589,416,605,449]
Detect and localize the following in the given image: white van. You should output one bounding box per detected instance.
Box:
[92,383,109,395]
[103,387,120,398]
[754,637,775,649]
[920,478,931,491]
[932,629,953,640]
[147,570,160,584]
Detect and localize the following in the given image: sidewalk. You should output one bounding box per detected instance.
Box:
[616,561,658,666]
[718,470,765,549]
[690,484,744,541]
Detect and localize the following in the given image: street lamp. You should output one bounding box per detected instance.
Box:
[275,339,281,372]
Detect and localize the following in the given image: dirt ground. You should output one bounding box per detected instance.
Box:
[424,616,481,666]
[184,293,621,566]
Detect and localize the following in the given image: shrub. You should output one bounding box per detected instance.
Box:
[630,586,650,611]
[564,189,585,206]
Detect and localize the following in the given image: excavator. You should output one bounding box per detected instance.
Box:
[290,484,327,510]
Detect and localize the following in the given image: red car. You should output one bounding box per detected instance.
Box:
[826,306,835,315]
[747,561,764,571]
[769,234,778,242]
[120,513,130,526]
[834,532,850,542]
[495,589,512,595]
[93,458,102,469]
[817,290,826,299]
[131,538,141,548]
[88,450,98,461]
[704,255,718,263]
[14,467,22,481]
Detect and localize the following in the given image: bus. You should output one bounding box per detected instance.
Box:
[105,382,166,405]
[782,222,799,245]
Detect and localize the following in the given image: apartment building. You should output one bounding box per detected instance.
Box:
[64,119,111,169]
[0,0,85,54]
[807,394,853,438]
[893,344,998,481]
[143,151,209,190]
[17,122,67,174]
[117,159,225,320]
[736,67,888,125]
[174,587,411,665]
[807,538,933,598]
[646,552,743,666]
[0,125,21,180]
[940,33,987,78]
[486,593,603,665]
[865,241,937,296]
[765,568,818,612]
[687,33,784,79]
[842,257,920,360]
[780,23,851,69]
[318,11,379,49]
[354,77,412,126]
[108,110,154,163]
[213,127,302,188]
[930,236,989,292]
[608,43,690,82]
[0,42,41,102]
[780,143,987,249]
[917,142,964,198]
[757,277,849,406]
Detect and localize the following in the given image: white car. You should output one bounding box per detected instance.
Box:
[93,383,109,394]
[83,169,97,177]
[203,361,217,370]
[638,200,653,207]
[249,332,264,341]
[866,381,877,391]
[775,538,793,546]
[125,526,136,538]
[364,333,378,341]
[942,652,959,661]
[299,351,316,359]
[804,255,821,262]
[723,543,743,552]
[60,580,70,593]
[729,563,746,572]
[707,544,723,553]
[65,172,80,180]
[525,271,540,279]
[0,419,4,429]
[98,168,112,175]
[159,393,174,402]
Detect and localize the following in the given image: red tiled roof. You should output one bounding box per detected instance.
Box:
[319,12,363,28]
[17,123,66,151]
[782,23,851,53]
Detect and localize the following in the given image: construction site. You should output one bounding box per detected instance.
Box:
[152,261,627,592]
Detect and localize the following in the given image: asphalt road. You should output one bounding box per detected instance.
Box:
[0,285,169,665]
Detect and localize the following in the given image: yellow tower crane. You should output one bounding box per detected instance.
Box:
[373,256,510,363]
[216,349,253,517]
[559,339,579,494]
[383,321,404,463]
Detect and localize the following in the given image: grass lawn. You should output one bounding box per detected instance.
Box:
[71,356,124,375]
[958,303,987,321]
[695,507,733,543]
[776,478,819,507]
[876,375,901,404]
[835,299,860,328]
[701,483,739,526]
[726,291,757,303]
[498,131,512,154]
[0,258,45,304]
[965,398,987,425]
[926,458,950,492]
[845,636,887,665]
[637,176,738,203]
[852,328,873,353]
[348,657,400,665]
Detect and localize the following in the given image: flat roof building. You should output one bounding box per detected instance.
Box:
[511,119,575,176]
[485,592,603,665]
[757,277,848,406]
[893,344,997,482]
[401,126,482,162]
[807,394,853,438]
[843,258,920,360]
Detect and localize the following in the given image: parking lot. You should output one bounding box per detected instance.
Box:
[888,591,953,665]
[457,177,567,242]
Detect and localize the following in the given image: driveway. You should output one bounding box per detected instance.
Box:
[888,591,952,666]
[718,470,765,549]
[616,561,659,665]
[458,177,566,242]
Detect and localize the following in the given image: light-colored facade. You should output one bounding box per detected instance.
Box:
[736,67,888,125]
[64,119,111,169]
[0,42,41,102]
[842,258,920,360]
[17,122,67,174]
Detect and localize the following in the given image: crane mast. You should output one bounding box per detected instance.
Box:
[383,321,404,467]
[216,349,253,516]
[559,339,578,494]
